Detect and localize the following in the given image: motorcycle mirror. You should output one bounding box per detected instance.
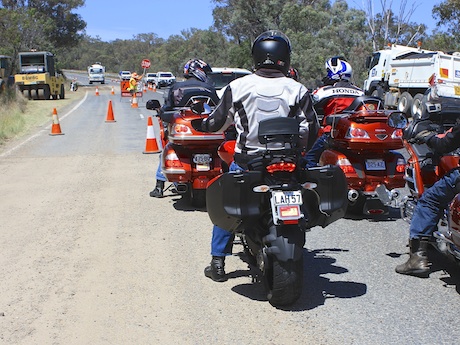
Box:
[146,99,161,110]
[387,112,408,129]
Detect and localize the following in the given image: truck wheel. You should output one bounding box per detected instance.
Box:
[411,93,424,120]
[397,92,412,115]
[371,86,384,100]
[43,85,51,100]
[59,84,65,99]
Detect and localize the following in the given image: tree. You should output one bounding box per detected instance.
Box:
[360,0,427,50]
[433,0,460,42]
[0,0,86,52]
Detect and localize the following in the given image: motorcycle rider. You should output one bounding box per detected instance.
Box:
[395,116,460,277]
[200,30,319,282]
[304,57,364,168]
[150,58,219,198]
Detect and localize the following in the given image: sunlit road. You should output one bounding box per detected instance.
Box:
[0,85,459,344]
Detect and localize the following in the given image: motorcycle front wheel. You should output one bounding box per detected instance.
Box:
[266,257,303,307]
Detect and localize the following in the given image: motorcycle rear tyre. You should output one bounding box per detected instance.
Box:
[266,257,303,307]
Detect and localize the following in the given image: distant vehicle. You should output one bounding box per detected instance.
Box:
[363,43,460,118]
[88,62,105,84]
[143,72,157,85]
[119,71,131,80]
[156,72,176,88]
[14,51,65,100]
[208,67,252,97]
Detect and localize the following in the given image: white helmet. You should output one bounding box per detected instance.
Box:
[325,57,352,81]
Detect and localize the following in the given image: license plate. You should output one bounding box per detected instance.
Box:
[193,154,211,171]
[365,159,386,171]
[272,190,302,206]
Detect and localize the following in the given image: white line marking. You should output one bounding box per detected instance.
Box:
[0,91,89,157]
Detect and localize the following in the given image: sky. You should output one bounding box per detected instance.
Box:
[75,0,442,42]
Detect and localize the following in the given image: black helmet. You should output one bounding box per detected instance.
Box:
[183,59,212,82]
[252,30,291,74]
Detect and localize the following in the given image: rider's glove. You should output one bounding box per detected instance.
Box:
[411,130,436,145]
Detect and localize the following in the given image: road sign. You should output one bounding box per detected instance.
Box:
[141,59,151,69]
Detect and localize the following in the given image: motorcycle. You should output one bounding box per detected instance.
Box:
[396,102,460,262]
[146,95,225,208]
[318,96,407,215]
[206,116,348,306]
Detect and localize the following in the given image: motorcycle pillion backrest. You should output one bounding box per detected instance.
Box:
[341,96,384,113]
[257,116,300,146]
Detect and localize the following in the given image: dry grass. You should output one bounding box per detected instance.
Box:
[0,86,85,146]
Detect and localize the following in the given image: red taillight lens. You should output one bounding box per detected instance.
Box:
[173,124,192,134]
[337,157,356,174]
[391,128,403,139]
[396,158,406,173]
[266,162,296,173]
[164,152,183,168]
[346,127,370,139]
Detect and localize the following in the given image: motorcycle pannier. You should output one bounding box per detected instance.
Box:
[206,171,264,233]
[301,165,348,228]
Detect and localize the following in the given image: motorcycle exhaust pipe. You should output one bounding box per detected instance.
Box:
[176,183,188,193]
[348,189,359,202]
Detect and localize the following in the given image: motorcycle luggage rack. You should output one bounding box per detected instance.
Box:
[257,117,299,147]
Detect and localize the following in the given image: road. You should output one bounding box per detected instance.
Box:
[0,84,459,345]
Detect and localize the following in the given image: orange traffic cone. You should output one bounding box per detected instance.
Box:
[111,86,115,95]
[153,84,156,92]
[95,86,99,96]
[143,116,160,154]
[148,83,153,90]
[105,100,116,122]
[49,108,64,136]
[131,93,139,108]
[143,84,147,93]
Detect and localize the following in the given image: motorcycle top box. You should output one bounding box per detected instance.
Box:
[325,97,405,151]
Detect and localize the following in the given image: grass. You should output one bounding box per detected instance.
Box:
[0,86,85,147]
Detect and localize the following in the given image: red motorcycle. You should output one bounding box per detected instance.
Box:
[318,96,407,215]
[207,116,348,306]
[146,96,225,208]
[398,108,460,261]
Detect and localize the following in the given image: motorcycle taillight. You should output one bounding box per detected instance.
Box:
[345,127,370,139]
[173,124,192,134]
[337,157,356,174]
[266,162,296,173]
[396,158,406,173]
[391,128,404,139]
[165,152,183,168]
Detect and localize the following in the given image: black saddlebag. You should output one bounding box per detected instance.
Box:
[206,171,264,233]
[301,165,348,228]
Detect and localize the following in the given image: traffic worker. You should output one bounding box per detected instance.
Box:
[127,72,143,95]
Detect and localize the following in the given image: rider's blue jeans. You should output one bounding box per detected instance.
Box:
[304,133,329,168]
[409,168,460,239]
[210,161,241,257]
[156,153,167,182]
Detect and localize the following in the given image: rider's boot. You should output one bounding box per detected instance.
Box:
[149,180,164,198]
[395,238,430,277]
[204,256,227,282]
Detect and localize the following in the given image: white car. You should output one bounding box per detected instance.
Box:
[208,67,252,97]
[143,72,157,85]
[119,71,131,80]
[156,72,176,88]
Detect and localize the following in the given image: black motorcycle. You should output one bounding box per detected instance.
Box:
[206,117,348,306]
